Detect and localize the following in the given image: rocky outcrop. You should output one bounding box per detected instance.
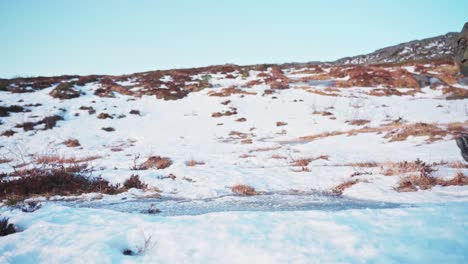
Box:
[335,33,458,65]
[455,22,468,76]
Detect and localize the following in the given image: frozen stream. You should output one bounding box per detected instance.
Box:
[62,192,409,216]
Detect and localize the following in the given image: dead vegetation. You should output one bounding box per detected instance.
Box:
[208,86,256,97]
[133,155,172,170]
[276,121,288,126]
[63,138,81,147]
[312,111,333,116]
[348,119,370,126]
[185,160,205,167]
[396,169,468,192]
[0,105,29,117]
[49,82,81,99]
[231,184,258,196]
[0,154,149,201]
[331,179,363,195]
[299,121,467,143]
[291,155,329,167]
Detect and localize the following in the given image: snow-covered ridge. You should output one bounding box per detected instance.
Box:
[335,32,459,65]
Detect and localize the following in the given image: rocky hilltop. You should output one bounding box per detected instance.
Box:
[335,32,458,65]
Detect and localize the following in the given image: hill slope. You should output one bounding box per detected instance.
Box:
[335,32,458,65]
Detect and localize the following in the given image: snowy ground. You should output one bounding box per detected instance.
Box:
[0,64,467,262]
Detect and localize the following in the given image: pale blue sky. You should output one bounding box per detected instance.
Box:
[1,0,467,77]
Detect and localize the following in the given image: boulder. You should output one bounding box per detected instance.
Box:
[455,22,468,76]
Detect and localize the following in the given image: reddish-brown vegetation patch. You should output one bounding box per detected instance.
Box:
[63,138,81,148]
[396,169,468,192]
[331,179,364,195]
[137,156,172,170]
[0,105,29,117]
[97,112,113,119]
[49,82,81,99]
[123,175,147,190]
[276,121,288,127]
[1,130,16,137]
[208,86,256,97]
[348,119,371,126]
[231,184,258,196]
[312,111,333,116]
[185,160,205,167]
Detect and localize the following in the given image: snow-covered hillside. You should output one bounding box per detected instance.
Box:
[0,61,467,262]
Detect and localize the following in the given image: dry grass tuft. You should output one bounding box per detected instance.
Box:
[348,119,370,126]
[63,138,81,147]
[291,155,329,167]
[185,160,205,167]
[396,166,468,192]
[123,175,147,190]
[137,156,172,170]
[331,180,363,195]
[231,184,258,196]
[276,121,288,126]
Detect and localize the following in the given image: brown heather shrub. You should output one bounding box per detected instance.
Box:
[396,163,468,192]
[97,112,113,119]
[137,156,172,170]
[0,105,29,117]
[240,139,253,144]
[276,121,288,126]
[312,111,333,116]
[381,159,428,176]
[129,109,141,115]
[76,75,100,86]
[15,122,35,131]
[231,185,257,196]
[443,86,468,100]
[236,117,247,122]
[211,109,238,117]
[0,165,120,200]
[383,122,445,142]
[331,179,363,195]
[248,146,281,153]
[291,155,329,167]
[208,86,256,97]
[348,119,370,126]
[1,130,16,137]
[347,161,379,168]
[186,160,205,167]
[123,175,147,190]
[49,82,81,100]
[239,154,256,158]
[299,121,466,143]
[63,138,81,147]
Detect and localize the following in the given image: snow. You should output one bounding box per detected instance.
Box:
[0,64,467,262]
[0,202,467,263]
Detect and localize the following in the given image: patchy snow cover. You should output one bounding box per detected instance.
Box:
[0,62,467,262]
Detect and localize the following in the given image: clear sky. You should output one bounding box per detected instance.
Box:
[1,0,467,78]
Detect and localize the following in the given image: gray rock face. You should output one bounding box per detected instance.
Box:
[455,22,468,76]
[335,33,458,65]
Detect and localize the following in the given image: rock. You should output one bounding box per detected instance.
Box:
[455,22,468,76]
[456,136,468,162]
